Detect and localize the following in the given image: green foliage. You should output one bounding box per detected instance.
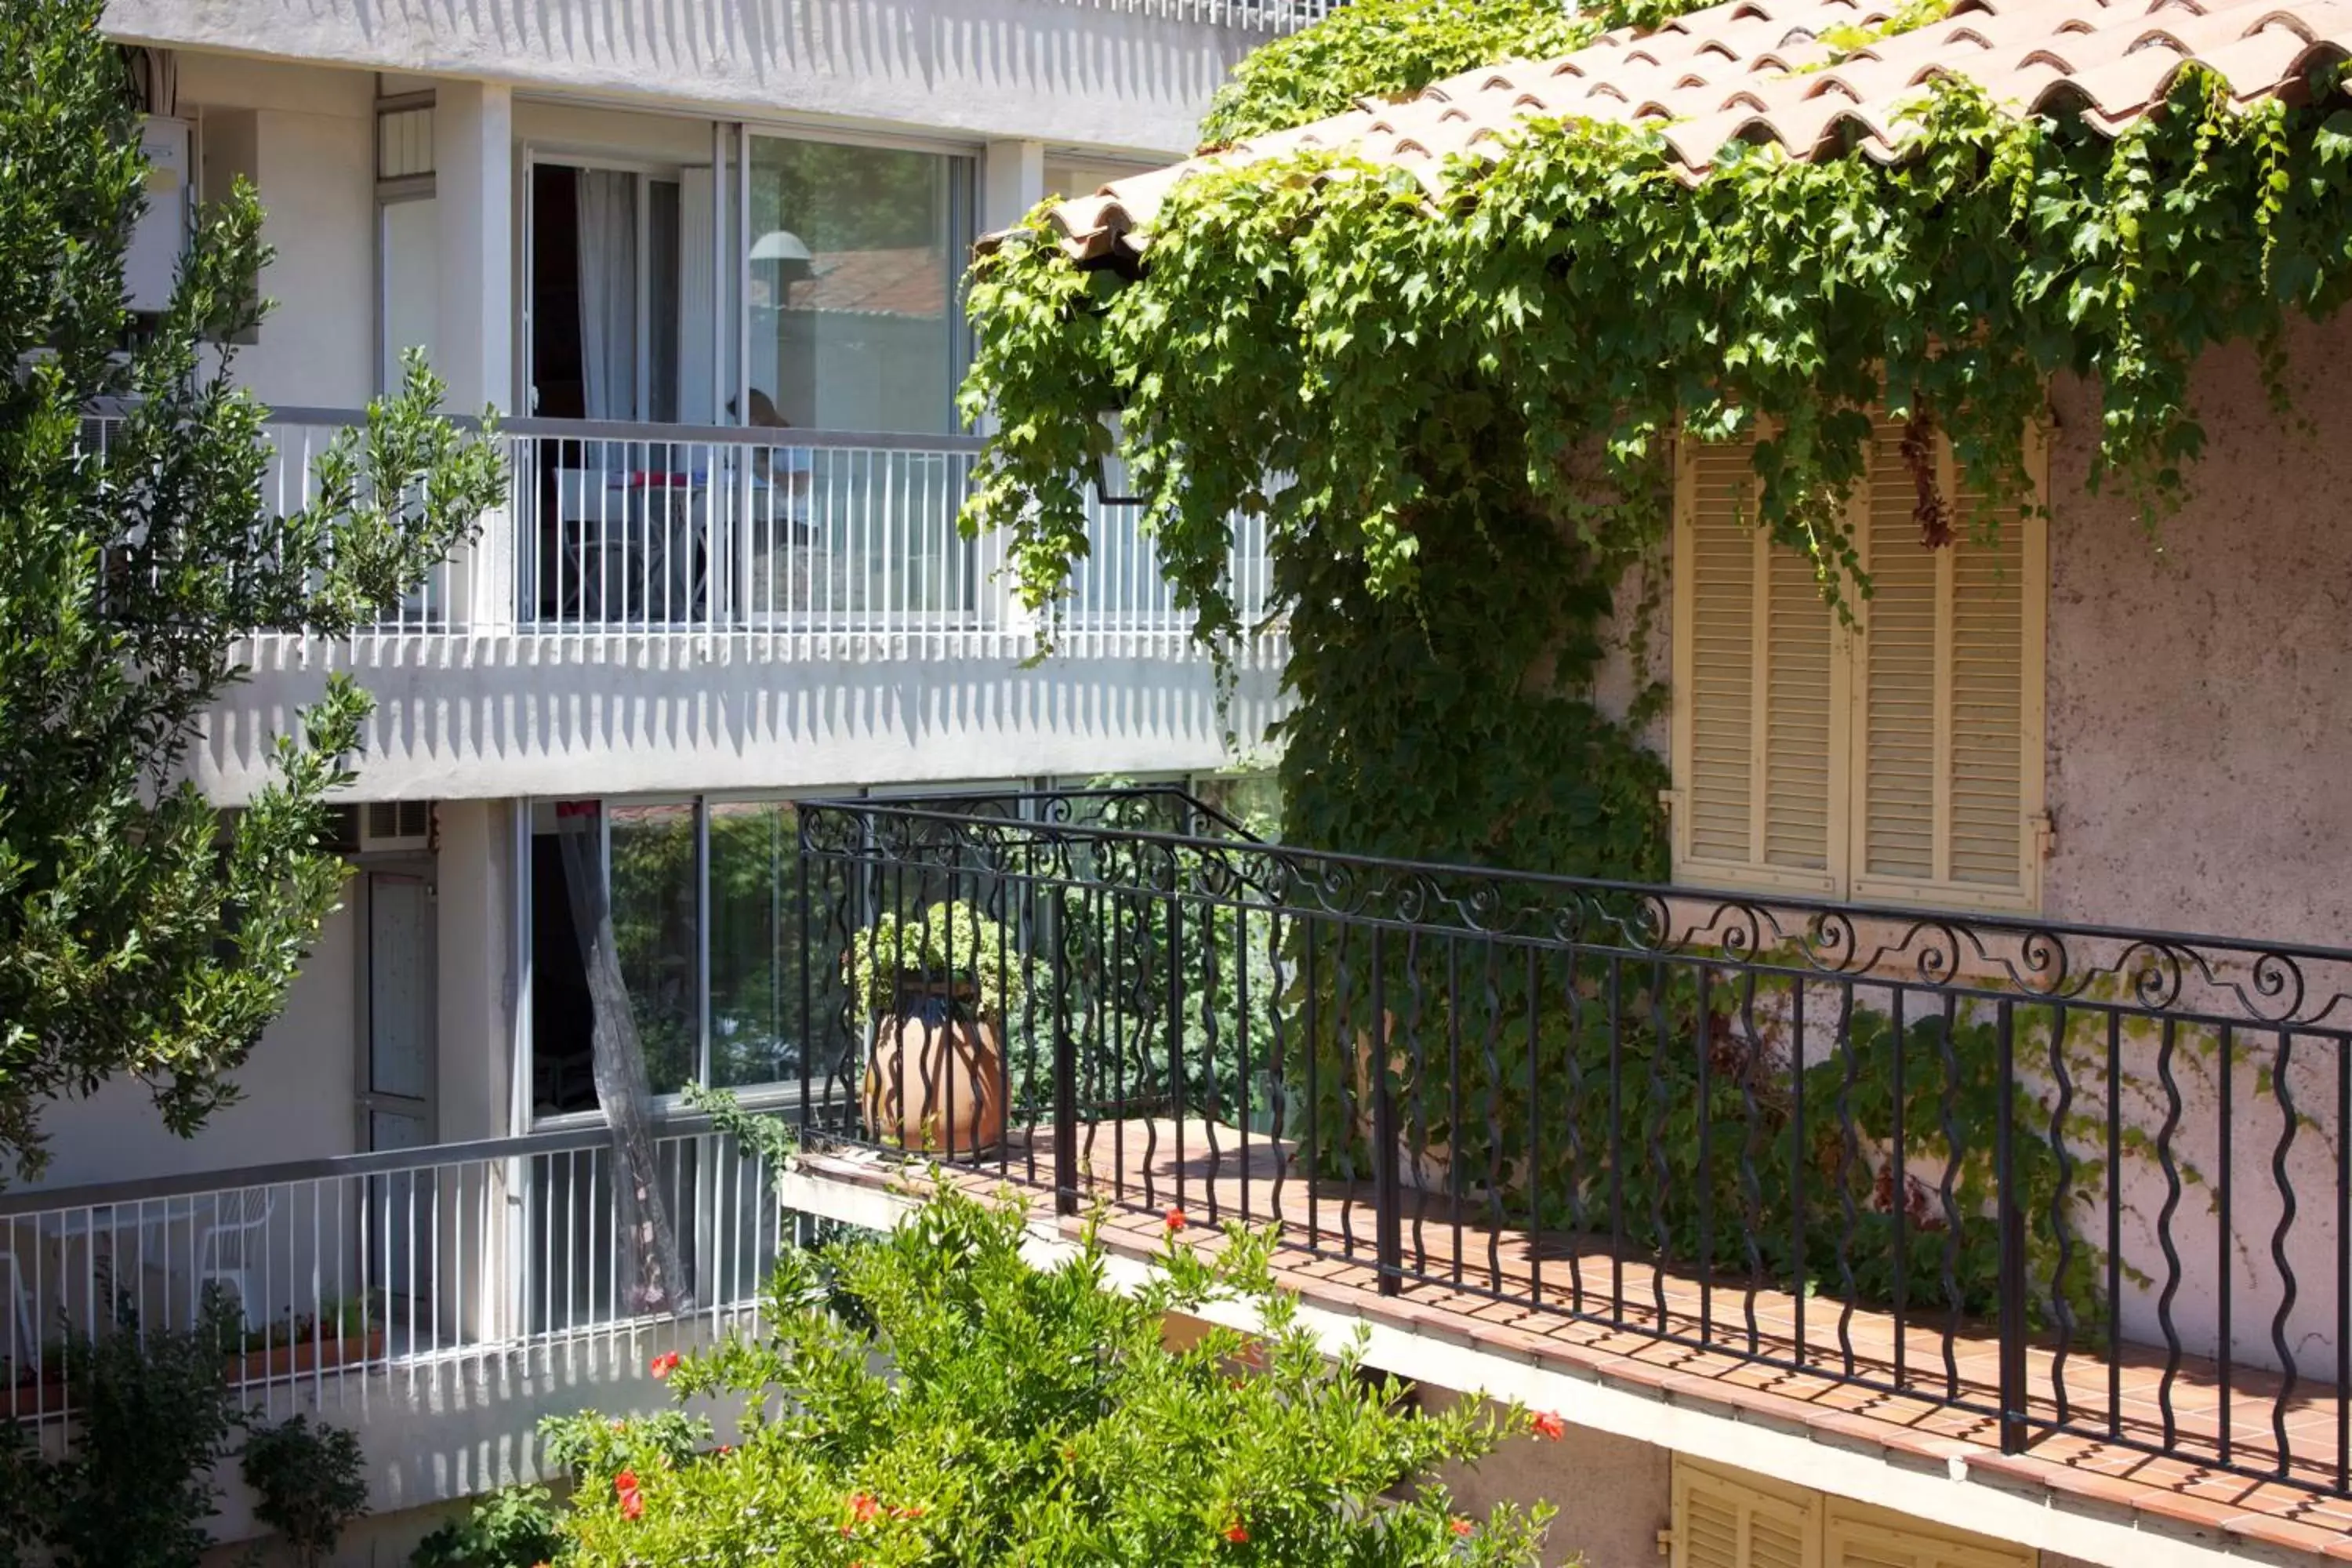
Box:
[964,29,2352,895]
[408,1487,566,1568]
[239,1415,369,1568]
[556,1185,1555,1566]
[35,1288,249,1568]
[0,0,506,1179]
[844,901,1024,1020]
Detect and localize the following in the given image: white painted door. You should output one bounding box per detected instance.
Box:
[362,872,436,1334]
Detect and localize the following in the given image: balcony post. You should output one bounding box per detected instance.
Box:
[435,80,517,633]
[1370,926,1401,1297]
[1994,998,2031,1454]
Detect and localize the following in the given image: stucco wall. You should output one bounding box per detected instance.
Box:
[107,0,1249,157]
[1417,1388,1672,1568]
[181,54,378,409]
[25,897,361,1192]
[2042,308,2352,947]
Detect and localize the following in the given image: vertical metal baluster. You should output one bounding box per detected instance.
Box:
[2106,1010,2122,1441]
[1790,978,1807,1365]
[1304,920,1320,1253]
[1446,938,1464,1291]
[1371,925,1399,1297]
[1891,986,1908,1388]
[1699,964,1716,1345]
[2268,1028,2299,1480]
[1936,990,1965,1402]
[1607,956,1625,1327]
[2154,1016,2185,1452]
[1648,960,1671,1333]
[1236,901,1252,1225]
[1832,979,1859,1374]
[1479,940,1504,1294]
[2336,1035,2348,1494]
[2046,1004,2076,1433]
[1994,1000,2028,1454]
[1402,928,1425,1279]
[2219,1022,2235,1467]
[1528,944,1548,1313]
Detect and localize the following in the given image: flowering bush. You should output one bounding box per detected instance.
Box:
[556,1186,1555,1566]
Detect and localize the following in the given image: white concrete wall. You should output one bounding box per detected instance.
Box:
[198,638,1287,803]
[181,54,377,409]
[27,898,362,1192]
[109,0,1250,157]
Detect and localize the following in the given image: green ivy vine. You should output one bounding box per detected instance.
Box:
[956,2,2352,1330]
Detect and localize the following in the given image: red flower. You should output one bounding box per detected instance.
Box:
[1531,1410,1566,1441]
[619,1490,644,1522]
[895,1504,927,1519]
[649,1351,681,1379]
[1450,1517,1475,1537]
[1223,1520,1249,1544]
[1165,1207,1188,1232]
[715,1444,733,1455]
[848,1492,881,1523]
[614,1471,640,1496]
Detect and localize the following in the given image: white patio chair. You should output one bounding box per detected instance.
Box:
[192,1187,277,1329]
[0,1249,35,1378]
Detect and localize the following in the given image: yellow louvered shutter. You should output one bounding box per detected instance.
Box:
[1672,1460,1823,1568]
[1849,425,2045,909]
[1673,438,1846,895]
[1685,443,1760,866]
[1676,416,2044,911]
[1824,1501,2036,1568]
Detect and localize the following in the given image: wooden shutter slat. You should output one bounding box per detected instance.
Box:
[1686,444,1762,866]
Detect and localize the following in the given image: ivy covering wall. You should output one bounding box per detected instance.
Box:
[962,0,2352,883]
[952,0,2352,1324]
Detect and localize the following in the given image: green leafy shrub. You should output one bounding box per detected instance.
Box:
[38,1287,248,1568]
[843,901,1023,1019]
[556,1186,1557,1566]
[409,1486,566,1568]
[240,1415,368,1567]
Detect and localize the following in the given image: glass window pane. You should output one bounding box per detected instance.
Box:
[744,138,967,434]
[609,803,699,1095]
[709,800,798,1089]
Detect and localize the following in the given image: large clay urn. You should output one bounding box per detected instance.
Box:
[862,984,1005,1157]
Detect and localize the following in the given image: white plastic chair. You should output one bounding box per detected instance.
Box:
[0,1248,35,1379]
[193,1188,276,1329]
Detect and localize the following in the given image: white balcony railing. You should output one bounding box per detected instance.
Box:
[216,412,1278,662]
[0,1122,786,1426]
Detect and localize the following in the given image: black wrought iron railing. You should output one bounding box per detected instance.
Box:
[787,790,2352,1497]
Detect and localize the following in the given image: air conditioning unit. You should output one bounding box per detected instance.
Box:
[359,800,434,853]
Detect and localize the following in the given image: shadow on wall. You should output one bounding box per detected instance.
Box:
[195,644,1288,800]
[116,0,1258,143]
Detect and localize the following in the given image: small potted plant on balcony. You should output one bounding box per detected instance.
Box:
[844,902,1020,1157]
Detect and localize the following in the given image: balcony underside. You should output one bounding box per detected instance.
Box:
[799,1127,2352,1561]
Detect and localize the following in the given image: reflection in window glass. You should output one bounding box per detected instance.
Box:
[709,801,799,1089]
[744,138,971,435]
[608,803,699,1095]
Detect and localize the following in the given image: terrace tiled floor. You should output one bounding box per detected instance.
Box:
[800,1117,2352,1562]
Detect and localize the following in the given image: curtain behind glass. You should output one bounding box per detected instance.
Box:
[576,169,638,423]
[554,802,691,1316]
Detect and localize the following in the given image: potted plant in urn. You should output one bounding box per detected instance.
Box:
[844,902,1021,1157]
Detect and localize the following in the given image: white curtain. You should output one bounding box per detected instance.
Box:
[576,170,638,422]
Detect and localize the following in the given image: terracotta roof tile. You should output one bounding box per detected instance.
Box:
[1012,0,2352,260]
